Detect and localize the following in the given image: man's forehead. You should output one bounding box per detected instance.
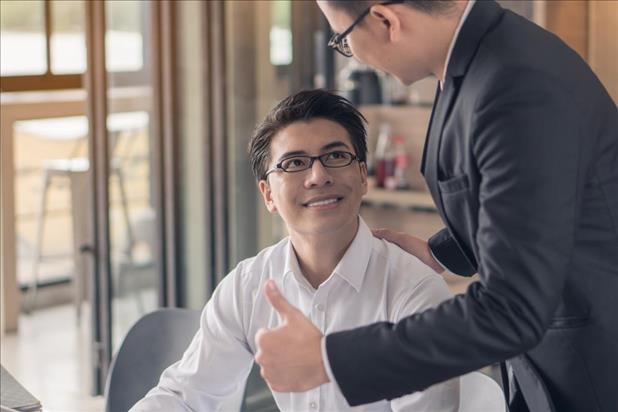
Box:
[271,137,353,158]
[270,121,353,159]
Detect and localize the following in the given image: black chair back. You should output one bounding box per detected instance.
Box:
[104,308,201,412]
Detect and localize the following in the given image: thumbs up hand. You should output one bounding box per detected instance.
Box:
[254,280,330,392]
[263,279,304,324]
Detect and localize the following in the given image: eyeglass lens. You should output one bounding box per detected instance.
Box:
[280,151,355,172]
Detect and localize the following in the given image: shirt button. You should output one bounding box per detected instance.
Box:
[315,304,325,312]
[309,401,318,409]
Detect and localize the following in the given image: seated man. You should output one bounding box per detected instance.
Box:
[131,89,459,411]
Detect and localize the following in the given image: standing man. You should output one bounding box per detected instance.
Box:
[254,1,618,411]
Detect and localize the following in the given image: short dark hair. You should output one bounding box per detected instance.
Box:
[248,89,367,181]
[327,0,456,17]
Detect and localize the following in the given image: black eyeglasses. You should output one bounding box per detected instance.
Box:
[328,0,404,57]
[263,151,359,179]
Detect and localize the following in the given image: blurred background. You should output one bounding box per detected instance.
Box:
[1,1,616,411]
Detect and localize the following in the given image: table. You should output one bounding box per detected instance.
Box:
[13,111,149,141]
[0,365,41,412]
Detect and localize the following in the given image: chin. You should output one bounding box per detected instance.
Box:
[398,75,419,86]
[397,70,434,86]
[304,221,344,236]
[390,72,412,86]
[295,216,353,237]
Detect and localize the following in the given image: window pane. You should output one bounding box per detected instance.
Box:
[270,0,292,66]
[105,0,144,72]
[50,0,86,74]
[0,0,47,76]
[105,0,158,351]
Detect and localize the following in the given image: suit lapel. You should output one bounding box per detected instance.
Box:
[420,84,441,177]
[425,78,459,217]
[421,0,504,216]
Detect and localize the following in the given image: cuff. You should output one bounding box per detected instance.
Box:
[429,248,447,274]
[428,228,476,276]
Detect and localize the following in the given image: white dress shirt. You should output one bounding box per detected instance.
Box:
[131,217,459,411]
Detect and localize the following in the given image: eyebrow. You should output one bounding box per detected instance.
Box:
[277,141,351,160]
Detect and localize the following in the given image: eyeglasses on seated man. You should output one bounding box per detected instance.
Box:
[130,89,459,412]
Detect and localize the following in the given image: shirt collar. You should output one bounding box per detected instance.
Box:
[283,239,305,288]
[282,217,373,293]
[440,0,475,90]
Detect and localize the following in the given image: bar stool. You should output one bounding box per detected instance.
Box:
[26,153,133,322]
[15,112,149,320]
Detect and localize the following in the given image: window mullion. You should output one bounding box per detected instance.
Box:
[44,0,52,75]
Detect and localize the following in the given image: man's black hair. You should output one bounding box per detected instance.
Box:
[328,0,456,17]
[248,89,367,181]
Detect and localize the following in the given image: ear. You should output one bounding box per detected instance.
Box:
[368,4,402,42]
[258,180,278,213]
[359,161,369,195]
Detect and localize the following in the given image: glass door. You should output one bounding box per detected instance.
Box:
[84,0,170,394]
[104,0,162,355]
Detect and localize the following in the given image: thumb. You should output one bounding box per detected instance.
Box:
[264,280,301,321]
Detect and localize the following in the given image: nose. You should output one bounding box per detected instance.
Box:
[304,159,333,188]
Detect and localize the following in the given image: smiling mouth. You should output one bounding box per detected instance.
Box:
[304,197,343,208]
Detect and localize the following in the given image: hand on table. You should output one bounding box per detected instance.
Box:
[373,228,445,274]
[254,280,330,392]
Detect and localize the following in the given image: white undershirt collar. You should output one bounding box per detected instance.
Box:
[439,0,475,90]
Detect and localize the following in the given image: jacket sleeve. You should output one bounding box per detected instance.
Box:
[325,68,582,406]
[428,227,476,276]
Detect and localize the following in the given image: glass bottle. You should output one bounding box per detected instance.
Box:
[393,136,409,190]
[375,123,395,188]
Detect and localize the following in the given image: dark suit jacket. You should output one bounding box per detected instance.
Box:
[326,2,618,411]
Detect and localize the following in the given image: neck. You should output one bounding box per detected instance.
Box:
[431,1,468,82]
[289,218,359,289]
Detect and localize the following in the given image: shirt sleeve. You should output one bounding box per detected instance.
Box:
[130,268,255,411]
[389,275,461,412]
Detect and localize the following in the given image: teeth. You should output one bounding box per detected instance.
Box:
[307,198,339,207]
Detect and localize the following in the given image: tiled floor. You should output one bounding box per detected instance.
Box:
[1,304,105,412]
